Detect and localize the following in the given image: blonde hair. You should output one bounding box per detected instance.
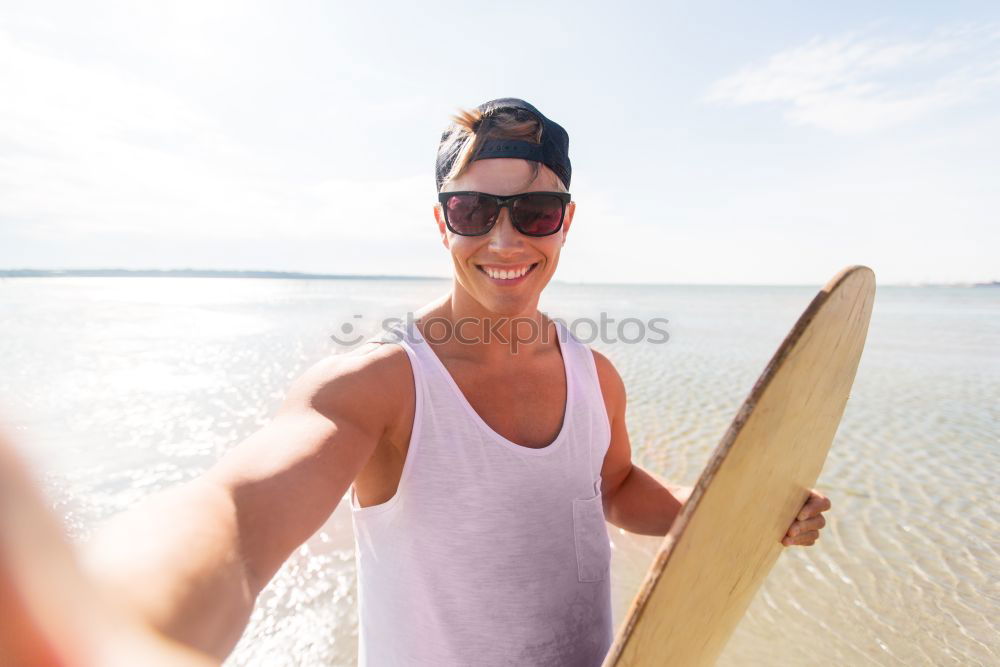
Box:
[437,107,567,192]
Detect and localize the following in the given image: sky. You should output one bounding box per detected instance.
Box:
[1,1,997,285]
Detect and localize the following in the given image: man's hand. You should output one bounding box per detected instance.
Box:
[781,489,831,547]
[0,426,215,666]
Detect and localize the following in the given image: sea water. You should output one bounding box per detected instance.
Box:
[0,277,996,666]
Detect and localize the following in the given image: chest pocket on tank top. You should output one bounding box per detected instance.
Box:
[572,478,612,582]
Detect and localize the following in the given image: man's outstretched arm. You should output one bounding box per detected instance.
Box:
[79,344,409,661]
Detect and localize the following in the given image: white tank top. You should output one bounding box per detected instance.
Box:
[349,318,614,666]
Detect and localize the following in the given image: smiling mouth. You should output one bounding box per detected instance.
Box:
[476,263,539,281]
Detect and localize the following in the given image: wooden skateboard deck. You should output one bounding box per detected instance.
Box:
[602,265,876,666]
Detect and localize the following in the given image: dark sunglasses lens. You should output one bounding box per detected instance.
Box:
[445,194,497,235]
[512,195,564,235]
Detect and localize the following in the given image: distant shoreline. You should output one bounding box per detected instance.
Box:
[0,269,995,288]
[0,269,447,281]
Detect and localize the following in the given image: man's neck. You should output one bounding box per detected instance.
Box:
[414,288,555,364]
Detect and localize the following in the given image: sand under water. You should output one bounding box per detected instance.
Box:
[1,277,995,665]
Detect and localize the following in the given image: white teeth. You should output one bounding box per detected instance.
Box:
[482,265,532,280]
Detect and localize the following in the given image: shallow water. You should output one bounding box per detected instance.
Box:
[1,277,996,665]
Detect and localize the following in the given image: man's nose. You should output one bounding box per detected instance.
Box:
[488,206,524,251]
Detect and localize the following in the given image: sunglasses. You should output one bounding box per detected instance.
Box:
[437,191,571,237]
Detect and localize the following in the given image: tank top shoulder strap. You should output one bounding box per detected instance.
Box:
[551,318,613,476]
[552,318,601,400]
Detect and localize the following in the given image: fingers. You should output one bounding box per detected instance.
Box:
[783,489,831,547]
[798,490,831,520]
[782,530,819,547]
[0,427,98,665]
[791,514,826,535]
[782,515,825,546]
[0,426,217,666]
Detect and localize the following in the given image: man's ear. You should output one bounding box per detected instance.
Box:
[561,200,575,246]
[433,204,451,249]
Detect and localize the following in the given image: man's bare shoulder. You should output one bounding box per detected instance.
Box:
[280,341,414,426]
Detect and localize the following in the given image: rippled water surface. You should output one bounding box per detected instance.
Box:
[1,277,997,665]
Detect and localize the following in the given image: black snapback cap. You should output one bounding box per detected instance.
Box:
[435,98,571,192]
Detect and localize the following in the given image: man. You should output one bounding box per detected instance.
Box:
[0,98,830,666]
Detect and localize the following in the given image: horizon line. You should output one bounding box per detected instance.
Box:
[0,268,996,289]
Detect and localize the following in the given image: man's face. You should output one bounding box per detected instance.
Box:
[433,158,575,318]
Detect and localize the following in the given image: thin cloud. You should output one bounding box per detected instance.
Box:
[706,24,1000,133]
[0,29,432,246]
